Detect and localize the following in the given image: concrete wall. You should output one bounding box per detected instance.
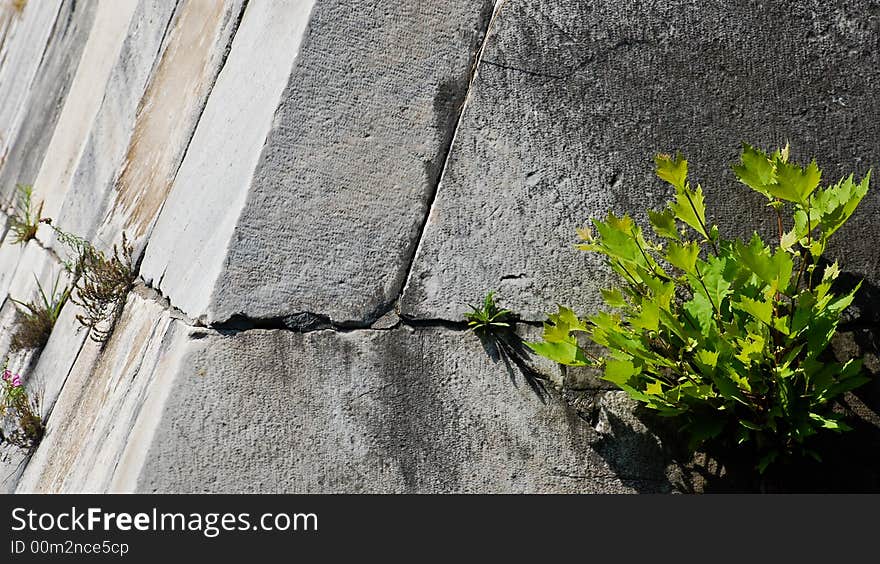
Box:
[0,0,877,493]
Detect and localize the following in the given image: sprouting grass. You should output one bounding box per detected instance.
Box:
[465,290,512,334]
[465,291,552,400]
[9,274,70,353]
[8,184,47,245]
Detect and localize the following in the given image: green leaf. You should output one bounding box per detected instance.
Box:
[683,291,715,335]
[655,152,688,189]
[772,158,821,204]
[733,144,776,198]
[813,172,870,240]
[809,413,851,432]
[631,301,660,332]
[604,359,638,387]
[665,240,700,274]
[601,288,627,308]
[734,233,793,293]
[669,183,709,239]
[694,349,720,372]
[648,208,680,240]
[733,296,773,326]
[526,340,591,367]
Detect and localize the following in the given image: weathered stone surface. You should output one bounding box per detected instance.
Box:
[94,0,245,251]
[46,0,178,251]
[594,391,671,488]
[140,0,315,320]
[135,325,650,494]
[0,0,62,169]
[402,0,880,323]
[206,1,496,325]
[16,293,184,493]
[32,0,139,223]
[0,0,96,195]
[3,0,880,496]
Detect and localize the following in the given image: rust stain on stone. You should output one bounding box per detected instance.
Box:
[113,0,228,238]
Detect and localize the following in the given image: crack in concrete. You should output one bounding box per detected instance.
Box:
[391,0,505,324]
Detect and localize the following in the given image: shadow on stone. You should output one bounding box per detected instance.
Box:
[476,326,551,402]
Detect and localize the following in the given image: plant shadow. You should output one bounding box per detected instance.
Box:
[476,325,551,402]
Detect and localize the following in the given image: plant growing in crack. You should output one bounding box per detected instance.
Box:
[466,291,554,400]
[9,273,70,353]
[8,184,49,245]
[0,362,43,459]
[67,232,135,343]
[528,144,872,472]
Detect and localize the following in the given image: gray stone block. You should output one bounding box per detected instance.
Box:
[207,0,497,325]
[140,0,316,321]
[137,324,647,493]
[401,0,880,323]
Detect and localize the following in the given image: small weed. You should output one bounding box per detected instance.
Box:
[0,364,43,458]
[9,274,70,353]
[8,185,48,245]
[466,291,552,400]
[69,233,135,343]
[465,291,512,333]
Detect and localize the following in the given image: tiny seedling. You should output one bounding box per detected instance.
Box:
[465,291,552,399]
[7,184,47,245]
[9,274,71,352]
[465,291,512,333]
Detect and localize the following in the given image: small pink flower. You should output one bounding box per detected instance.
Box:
[11,375,21,388]
[1,369,10,382]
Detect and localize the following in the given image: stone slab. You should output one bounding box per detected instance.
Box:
[16,293,181,493]
[206,1,496,325]
[93,0,245,253]
[0,0,62,169]
[32,0,139,228]
[140,0,315,321]
[401,0,880,323]
[45,0,178,251]
[135,325,654,493]
[0,0,96,197]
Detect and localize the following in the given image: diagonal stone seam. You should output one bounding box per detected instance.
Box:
[377,0,506,326]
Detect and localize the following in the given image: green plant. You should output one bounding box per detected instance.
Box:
[528,144,871,471]
[0,363,43,457]
[8,184,47,245]
[9,274,71,352]
[466,291,552,399]
[465,291,512,333]
[67,233,134,343]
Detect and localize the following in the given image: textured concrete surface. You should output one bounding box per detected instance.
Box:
[208,0,496,325]
[401,0,880,322]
